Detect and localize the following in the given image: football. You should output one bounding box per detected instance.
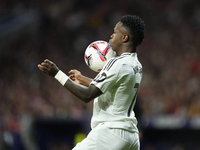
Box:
[84,40,116,72]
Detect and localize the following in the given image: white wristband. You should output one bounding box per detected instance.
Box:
[54,70,69,86]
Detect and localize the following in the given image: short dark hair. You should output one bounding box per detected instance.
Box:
[121,15,145,47]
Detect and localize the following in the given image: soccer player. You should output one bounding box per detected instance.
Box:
[38,15,145,150]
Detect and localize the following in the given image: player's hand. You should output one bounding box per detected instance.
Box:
[38,59,59,77]
[68,69,82,84]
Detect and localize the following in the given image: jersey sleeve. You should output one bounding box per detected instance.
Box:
[90,58,121,93]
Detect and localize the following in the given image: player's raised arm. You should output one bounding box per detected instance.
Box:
[38,59,102,103]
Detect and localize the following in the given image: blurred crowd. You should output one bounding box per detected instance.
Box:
[0,0,200,149]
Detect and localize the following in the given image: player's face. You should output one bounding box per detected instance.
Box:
[109,22,124,52]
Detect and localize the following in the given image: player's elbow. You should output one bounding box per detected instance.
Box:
[82,90,103,103]
[72,84,102,103]
[81,94,94,103]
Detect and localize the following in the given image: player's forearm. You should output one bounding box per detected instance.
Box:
[54,70,101,103]
[78,75,92,87]
[64,79,99,103]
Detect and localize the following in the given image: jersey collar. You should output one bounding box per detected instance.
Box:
[121,52,136,56]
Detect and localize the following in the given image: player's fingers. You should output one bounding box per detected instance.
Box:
[69,74,74,79]
[38,64,45,69]
[38,64,49,72]
[69,69,75,74]
[69,74,75,80]
[39,62,48,68]
[44,59,50,63]
[44,59,54,65]
[38,65,46,72]
[69,70,81,76]
[38,64,42,70]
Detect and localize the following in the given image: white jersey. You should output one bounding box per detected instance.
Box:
[90,53,142,133]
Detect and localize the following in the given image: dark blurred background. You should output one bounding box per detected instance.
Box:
[0,0,200,150]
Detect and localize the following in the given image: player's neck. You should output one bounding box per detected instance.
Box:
[118,46,136,56]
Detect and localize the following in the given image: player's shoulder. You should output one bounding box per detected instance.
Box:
[103,53,131,71]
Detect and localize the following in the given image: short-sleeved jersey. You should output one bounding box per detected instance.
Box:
[90,53,142,133]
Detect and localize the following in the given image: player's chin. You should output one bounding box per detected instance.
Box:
[109,43,116,51]
[109,40,114,49]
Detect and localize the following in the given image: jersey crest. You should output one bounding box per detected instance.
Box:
[93,72,107,82]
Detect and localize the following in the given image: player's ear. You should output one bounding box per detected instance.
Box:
[122,34,129,43]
